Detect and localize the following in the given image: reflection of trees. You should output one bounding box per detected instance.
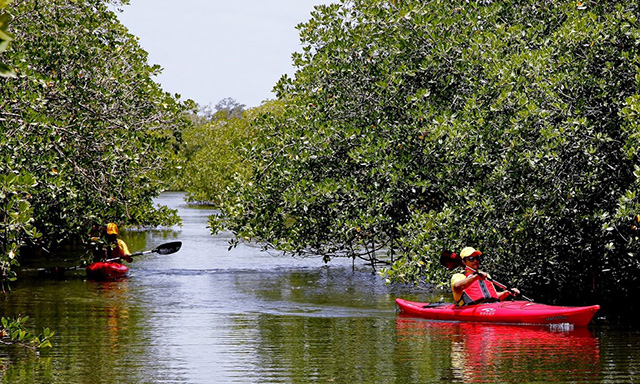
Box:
[0,355,55,383]
[243,269,449,383]
[0,279,148,384]
[252,314,417,383]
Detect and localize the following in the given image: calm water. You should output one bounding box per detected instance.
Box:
[2,192,639,383]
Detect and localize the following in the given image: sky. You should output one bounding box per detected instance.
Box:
[115,0,333,109]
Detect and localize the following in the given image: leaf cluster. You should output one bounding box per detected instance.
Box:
[0,173,40,290]
[204,0,640,305]
[1,0,194,245]
[0,316,53,350]
[0,0,195,285]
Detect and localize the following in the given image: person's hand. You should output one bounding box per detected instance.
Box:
[509,288,520,297]
[474,270,488,280]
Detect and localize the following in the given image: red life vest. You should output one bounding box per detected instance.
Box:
[458,271,499,306]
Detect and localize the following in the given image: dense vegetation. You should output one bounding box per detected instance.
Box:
[2,0,639,316]
[0,0,193,281]
[200,0,640,307]
[1,0,194,350]
[173,99,284,207]
[0,0,54,350]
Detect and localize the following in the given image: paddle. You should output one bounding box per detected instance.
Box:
[38,241,182,276]
[126,241,182,258]
[440,250,533,302]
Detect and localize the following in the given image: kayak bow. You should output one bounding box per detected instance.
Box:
[396,298,600,326]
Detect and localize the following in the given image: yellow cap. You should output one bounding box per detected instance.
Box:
[460,247,481,259]
[106,223,118,235]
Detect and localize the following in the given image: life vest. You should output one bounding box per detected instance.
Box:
[458,271,499,306]
[107,239,128,260]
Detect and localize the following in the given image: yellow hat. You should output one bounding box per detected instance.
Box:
[106,223,118,235]
[460,247,481,259]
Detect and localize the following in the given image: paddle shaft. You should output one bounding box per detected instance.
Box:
[103,249,151,263]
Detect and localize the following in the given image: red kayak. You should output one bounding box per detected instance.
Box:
[86,261,129,281]
[396,298,599,326]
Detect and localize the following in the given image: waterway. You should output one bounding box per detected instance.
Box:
[1,192,639,383]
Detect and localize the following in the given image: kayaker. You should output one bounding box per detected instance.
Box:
[451,247,520,306]
[105,222,132,263]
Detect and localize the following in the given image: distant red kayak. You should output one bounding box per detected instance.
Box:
[86,261,129,281]
[396,298,599,326]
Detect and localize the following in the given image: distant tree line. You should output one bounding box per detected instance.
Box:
[168,98,283,206]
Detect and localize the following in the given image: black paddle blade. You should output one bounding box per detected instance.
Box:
[154,241,182,255]
[440,250,463,270]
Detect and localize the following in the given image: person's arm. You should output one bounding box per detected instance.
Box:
[497,287,520,301]
[118,239,132,262]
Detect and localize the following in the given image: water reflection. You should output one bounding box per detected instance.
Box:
[252,315,400,383]
[1,192,639,384]
[89,281,131,350]
[396,317,601,383]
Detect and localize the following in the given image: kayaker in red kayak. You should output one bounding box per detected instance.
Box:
[451,247,520,306]
[103,222,132,262]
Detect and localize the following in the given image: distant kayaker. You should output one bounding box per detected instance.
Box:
[104,222,132,263]
[451,247,520,306]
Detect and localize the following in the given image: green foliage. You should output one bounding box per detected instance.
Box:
[174,100,284,207]
[0,0,16,77]
[0,0,194,260]
[0,316,53,349]
[206,0,640,304]
[0,173,40,290]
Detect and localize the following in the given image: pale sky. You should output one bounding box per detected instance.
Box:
[115,0,333,109]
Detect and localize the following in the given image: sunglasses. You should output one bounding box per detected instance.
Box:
[465,256,482,262]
